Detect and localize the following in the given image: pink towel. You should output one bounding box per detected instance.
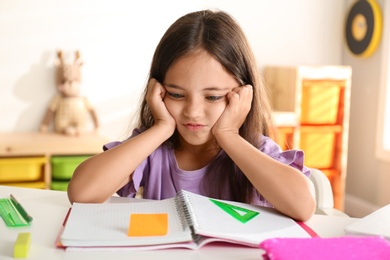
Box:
[259,236,390,260]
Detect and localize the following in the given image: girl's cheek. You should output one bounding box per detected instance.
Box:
[164,100,177,116]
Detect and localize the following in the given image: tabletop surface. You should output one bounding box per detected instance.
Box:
[0,185,357,260]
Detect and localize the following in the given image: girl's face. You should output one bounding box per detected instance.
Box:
[163,50,239,147]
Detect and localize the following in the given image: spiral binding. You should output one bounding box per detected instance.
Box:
[174,190,200,241]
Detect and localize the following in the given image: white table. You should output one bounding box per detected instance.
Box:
[0,185,357,260]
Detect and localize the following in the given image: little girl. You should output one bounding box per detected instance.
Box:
[68,9,315,221]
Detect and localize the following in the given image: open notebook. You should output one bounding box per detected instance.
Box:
[345,204,390,240]
[59,190,314,250]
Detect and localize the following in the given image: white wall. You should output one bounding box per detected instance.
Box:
[342,0,390,217]
[0,0,345,140]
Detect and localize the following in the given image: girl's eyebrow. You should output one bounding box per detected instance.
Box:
[164,83,182,89]
[203,86,231,91]
[164,83,230,91]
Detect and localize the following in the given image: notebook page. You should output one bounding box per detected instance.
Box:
[183,191,310,246]
[345,204,390,239]
[61,197,192,247]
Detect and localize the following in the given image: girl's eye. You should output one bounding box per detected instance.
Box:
[206,96,224,101]
[167,92,184,99]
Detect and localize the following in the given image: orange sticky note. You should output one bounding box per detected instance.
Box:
[128,213,168,237]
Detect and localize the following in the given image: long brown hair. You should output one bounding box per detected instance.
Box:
[137,10,274,203]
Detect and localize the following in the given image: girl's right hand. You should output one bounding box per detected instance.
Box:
[146,78,176,132]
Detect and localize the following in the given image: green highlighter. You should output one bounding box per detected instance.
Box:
[0,194,33,227]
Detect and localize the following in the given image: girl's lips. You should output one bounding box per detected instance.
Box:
[184,124,204,131]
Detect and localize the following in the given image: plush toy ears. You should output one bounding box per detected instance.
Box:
[74,50,83,66]
[56,50,83,66]
[57,50,64,66]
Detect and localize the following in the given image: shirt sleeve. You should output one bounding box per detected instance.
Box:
[253,136,310,207]
[259,135,310,177]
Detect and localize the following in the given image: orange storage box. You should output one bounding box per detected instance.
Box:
[301,80,344,125]
[321,169,339,186]
[300,126,341,169]
[0,157,46,182]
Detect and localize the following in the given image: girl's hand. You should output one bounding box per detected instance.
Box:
[212,84,253,137]
[145,78,176,132]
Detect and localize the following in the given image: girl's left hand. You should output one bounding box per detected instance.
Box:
[212,84,253,137]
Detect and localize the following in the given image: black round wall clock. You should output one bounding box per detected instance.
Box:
[345,0,383,58]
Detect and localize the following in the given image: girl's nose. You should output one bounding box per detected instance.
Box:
[183,98,202,119]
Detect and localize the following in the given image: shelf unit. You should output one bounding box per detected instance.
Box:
[264,66,352,210]
[0,132,109,190]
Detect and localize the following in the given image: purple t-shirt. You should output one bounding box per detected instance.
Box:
[104,129,310,208]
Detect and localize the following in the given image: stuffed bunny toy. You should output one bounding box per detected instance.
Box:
[40,50,99,136]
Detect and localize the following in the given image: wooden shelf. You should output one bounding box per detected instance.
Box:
[0,132,109,189]
[264,66,351,211]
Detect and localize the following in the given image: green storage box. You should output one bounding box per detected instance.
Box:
[51,180,69,191]
[51,155,92,180]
